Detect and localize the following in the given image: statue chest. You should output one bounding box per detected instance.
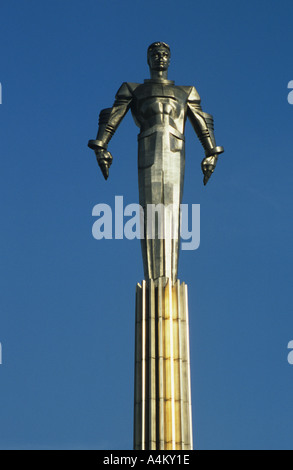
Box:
[138,97,182,120]
[132,84,188,125]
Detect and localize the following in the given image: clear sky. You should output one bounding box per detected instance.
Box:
[1,0,293,450]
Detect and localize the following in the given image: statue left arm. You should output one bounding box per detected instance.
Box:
[187,87,224,185]
[88,82,134,180]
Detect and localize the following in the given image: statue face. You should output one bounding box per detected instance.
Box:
[148,47,170,71]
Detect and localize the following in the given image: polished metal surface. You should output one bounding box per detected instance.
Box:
[134,279,193,450]
[88,43,223,451]
[88,42,223,284]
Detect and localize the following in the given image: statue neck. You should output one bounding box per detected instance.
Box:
[150,69,169,80]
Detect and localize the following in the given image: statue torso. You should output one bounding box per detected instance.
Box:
[130,80,192,135]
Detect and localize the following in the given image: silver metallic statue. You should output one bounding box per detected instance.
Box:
[89,42,224,284]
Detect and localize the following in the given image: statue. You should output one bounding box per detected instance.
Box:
[88,42,224,285]
[88,42,224,450]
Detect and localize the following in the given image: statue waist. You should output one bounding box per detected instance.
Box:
[138,124,185,141]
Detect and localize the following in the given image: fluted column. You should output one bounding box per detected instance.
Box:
[134,278,193,450]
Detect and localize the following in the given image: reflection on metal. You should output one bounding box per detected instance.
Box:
[88,41,223,285]
[134,279,193,450]
[88,42,224,451]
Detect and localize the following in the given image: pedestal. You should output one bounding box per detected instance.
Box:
[134,278,193,450]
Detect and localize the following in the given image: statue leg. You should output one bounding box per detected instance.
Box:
[138,130,185,285]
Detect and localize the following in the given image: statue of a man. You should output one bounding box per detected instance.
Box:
[89,42,223,284]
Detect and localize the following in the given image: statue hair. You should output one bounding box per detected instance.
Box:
[147,42,171,55]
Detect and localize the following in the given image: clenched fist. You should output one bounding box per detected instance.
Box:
[201,155,218,186]
[95,148,113,180]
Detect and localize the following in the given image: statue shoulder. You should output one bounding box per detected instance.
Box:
[177,85,201,103]
[116,82,141,99]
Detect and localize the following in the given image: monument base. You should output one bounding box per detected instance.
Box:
[134,278,193,450]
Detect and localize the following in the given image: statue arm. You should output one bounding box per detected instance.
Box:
[88,82,133,179]
[187,87,224,185]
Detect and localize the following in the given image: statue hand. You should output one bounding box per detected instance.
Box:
[95,148,113,180]
[201,155,218,186]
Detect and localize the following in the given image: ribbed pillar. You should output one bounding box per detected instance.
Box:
[134,278,193,450]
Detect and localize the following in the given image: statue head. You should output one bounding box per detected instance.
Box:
[147,42,171,72]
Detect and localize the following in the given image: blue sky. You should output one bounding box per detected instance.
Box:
[1,0,293,450]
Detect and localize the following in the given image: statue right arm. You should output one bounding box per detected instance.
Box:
[88,82,134,179]
[187,87,222,157]
[187,87,224,185]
